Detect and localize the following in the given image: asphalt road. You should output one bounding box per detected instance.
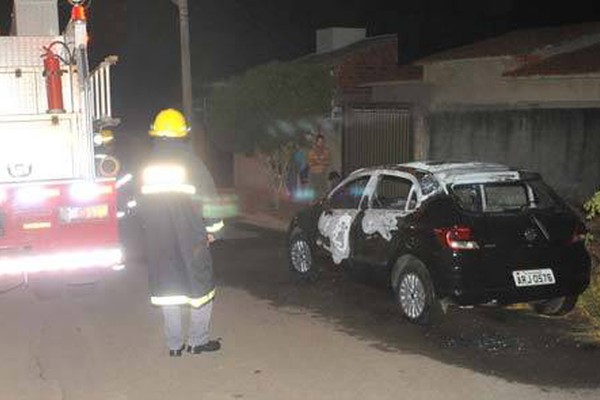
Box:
[0,220,599,400]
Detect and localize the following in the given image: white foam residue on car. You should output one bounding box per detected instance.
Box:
[404,162,521,187]
[318,210,358,264]
[446,171,521,185]
[361,210,405,241]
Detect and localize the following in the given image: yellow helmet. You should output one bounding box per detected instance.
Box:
[149,108,189,138]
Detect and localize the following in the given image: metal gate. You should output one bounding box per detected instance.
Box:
[342,104,412,175]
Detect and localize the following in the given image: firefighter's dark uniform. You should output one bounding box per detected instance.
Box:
[137,128,223,355]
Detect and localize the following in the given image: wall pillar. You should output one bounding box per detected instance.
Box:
[412,105,430,161]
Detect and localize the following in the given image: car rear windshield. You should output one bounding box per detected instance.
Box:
[451,180,563,213]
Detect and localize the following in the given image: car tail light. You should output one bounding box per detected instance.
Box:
[434,226,479,250]
[570,223,587,244]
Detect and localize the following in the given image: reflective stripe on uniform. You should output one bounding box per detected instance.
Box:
[141,164,195,195]
[206,220,224,233]
[151,289,216,308]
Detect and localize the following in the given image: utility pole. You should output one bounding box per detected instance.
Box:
[170,0,205,157]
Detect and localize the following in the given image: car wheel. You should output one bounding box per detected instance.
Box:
[289,230,317,280]
[394,261,440,325]
[532,295,578,316]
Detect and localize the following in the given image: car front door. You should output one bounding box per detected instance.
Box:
[353,173,420,267]
[316,174,373,265]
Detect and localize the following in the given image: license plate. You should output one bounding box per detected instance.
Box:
[512,268,556,287]
[60,205,109,223]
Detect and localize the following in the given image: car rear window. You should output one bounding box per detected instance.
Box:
[451,180,562,213]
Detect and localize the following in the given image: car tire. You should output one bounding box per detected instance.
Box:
[394,261,440,325]
[532,295,578,316]
[289,230,318,280]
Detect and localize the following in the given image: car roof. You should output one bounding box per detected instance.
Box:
[350,161,532,185]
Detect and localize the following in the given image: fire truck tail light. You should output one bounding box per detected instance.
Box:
[16,186,60,205]
[70,182,113,201]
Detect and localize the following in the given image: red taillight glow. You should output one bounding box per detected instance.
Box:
[434,226,479,250]
[70,182,113,202]
[16,186,60,205]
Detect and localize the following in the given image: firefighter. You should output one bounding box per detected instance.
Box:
[137,108,223,357]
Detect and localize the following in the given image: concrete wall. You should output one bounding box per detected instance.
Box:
[430,108,600,202]
[424,58,600,110]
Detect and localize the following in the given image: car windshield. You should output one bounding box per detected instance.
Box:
[451,179,564,213]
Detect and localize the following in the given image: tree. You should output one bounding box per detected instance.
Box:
[208,61,334,208]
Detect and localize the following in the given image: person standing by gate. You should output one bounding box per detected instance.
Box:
[137,108,224,357]
[307,133,331,198]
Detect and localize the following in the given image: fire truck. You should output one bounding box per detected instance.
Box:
[0,0,122,277]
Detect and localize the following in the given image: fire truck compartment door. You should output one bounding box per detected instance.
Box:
[0,116,84,182]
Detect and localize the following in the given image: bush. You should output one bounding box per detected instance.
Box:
[207,61,334,154]
[579,267,600,324]
[207,61,334,208]
[580,191,600,325]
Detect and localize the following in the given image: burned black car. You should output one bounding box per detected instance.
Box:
[287,162,590,324]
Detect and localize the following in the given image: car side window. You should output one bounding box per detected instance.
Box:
[372,175,413,210]
[328,176,370,209]
[407,190,418,210]
[452,184,482,212]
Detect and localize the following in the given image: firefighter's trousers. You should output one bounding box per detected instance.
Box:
[161,300,213,350]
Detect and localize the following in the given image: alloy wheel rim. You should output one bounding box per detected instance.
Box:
[291,240,311,273]
[399,273,426,319]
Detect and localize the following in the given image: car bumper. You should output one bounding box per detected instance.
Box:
[450,276,590,306]
[437,246,591,306]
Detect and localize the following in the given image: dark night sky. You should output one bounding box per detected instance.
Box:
[1,0,600,131]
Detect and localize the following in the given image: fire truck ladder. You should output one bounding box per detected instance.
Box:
[88,55,119,131]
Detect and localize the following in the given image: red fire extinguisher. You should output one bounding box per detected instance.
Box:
[43,49,65,114]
